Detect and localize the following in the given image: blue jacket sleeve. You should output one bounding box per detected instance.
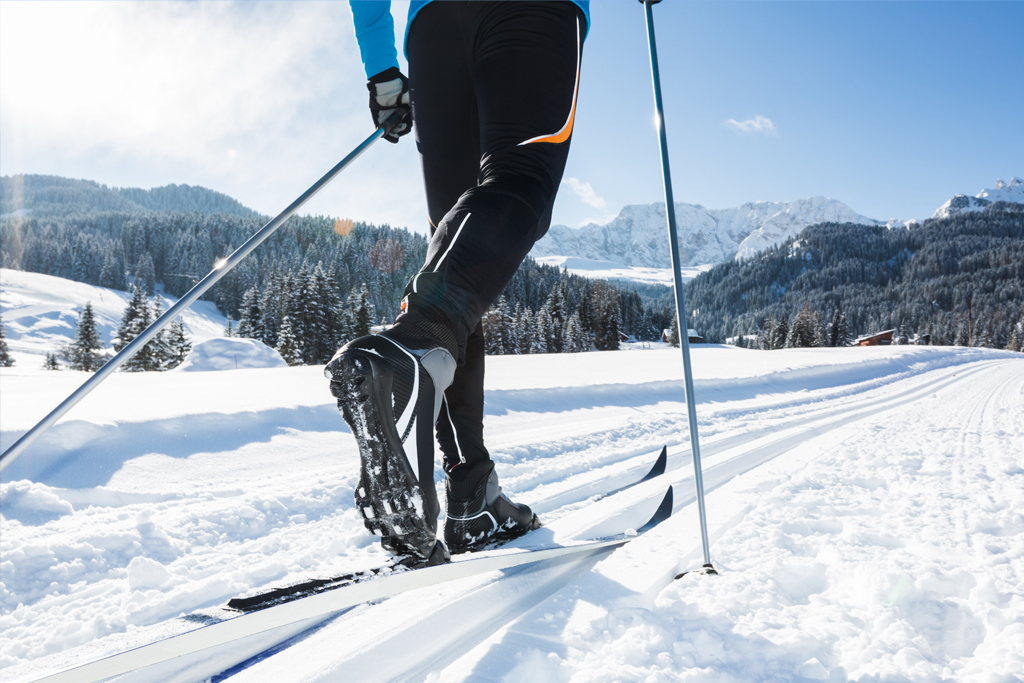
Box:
[349,1,400,79]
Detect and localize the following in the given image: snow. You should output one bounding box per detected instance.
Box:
[2,338,1022,682]
[931,177,1024,220]
[531,196,881,272]
[0,269,227,367]
[534,179,1024,284]
[533,256,713,287]
[175,338,288,372]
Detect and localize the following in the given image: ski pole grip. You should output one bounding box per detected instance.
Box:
[380,109,407,138]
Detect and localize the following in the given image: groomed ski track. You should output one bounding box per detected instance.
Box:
[2,346,1022,682]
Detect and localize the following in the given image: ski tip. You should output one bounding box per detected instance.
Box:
[640,446,668,482]
[637,486,673,534]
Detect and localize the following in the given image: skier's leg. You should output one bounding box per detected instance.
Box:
[403,1,586,552]
[435,322,489,471]
[395,0,585,360]
[404,16,487,472]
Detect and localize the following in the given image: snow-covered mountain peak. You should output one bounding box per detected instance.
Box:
[993,177,1022,190]
[932,176,1024,219]
[531,196,880,269]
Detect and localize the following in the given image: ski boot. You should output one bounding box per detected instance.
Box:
[444,460,541,554]
[326,330,456,561]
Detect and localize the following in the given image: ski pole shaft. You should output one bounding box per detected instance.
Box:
[0,118,396,473]
[642,0,714,569]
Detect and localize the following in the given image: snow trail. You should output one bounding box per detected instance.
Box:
[2,348,1021,682]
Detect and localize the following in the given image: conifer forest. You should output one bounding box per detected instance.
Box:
[0,176,671,367]
[685,202,1024,351]
[3,176,1023,364]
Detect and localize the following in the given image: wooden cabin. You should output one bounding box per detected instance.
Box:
[853,329,896,346]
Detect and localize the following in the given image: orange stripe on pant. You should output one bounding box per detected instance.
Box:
[517,16,582,146]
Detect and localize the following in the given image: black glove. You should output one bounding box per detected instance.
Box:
[368,67,412,143]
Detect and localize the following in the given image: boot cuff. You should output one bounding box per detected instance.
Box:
[446,460,494,500]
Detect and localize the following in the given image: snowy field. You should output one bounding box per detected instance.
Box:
[532,256,713,288]
[0,269,227,367]
[1,335,1023,681]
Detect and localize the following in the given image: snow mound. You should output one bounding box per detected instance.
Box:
[0,268,227,364]
[175,338,288,372]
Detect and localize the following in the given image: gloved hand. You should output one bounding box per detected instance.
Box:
[368,67,411,143]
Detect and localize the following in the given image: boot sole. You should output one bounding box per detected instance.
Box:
[330,347,436,560]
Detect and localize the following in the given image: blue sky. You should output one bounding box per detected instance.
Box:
[2,1,1021,235]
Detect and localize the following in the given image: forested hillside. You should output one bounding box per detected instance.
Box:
[1,175,255,218]
[0,175,671,364]
[686,202,1024,349]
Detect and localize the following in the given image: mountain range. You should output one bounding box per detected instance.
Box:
[531,178,1023,270]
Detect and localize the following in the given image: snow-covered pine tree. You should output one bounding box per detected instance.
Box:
[115,285,161,371]
[576,280,595,339]
[788,303,818,348]
[973,317,992,348]
[42,352,61,370]
[771,315,788,350]
[563,312,585,352]
[0,313,14,367]
[591,281,620,351]
[224,315,234,338]
[165,317,192,369]
[667,312,680,348]
[259,276,282,348]
[532,307,550,354]
[236,286,262,340]
[836,312,852,347]
[292,264,314,361]
[784,320,799,348]
[349,284,375,339]
[135,253,156,295]
[515,306,535,354]
[1006,314,1023,352]
[954,318,970,346]
[539,285,567,353]
[484,297,513,355]
[813,312,829,348]
[69,302,104,371]
[896,325,909,345]
[99,250,127,291]
[276,315,303,366]
[828,310,841,348]
[757,315,775,350]
[307,264,342,364]
[150,298,175,369]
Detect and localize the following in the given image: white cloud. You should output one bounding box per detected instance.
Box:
[724,114,779,137]
[562,177,608,210]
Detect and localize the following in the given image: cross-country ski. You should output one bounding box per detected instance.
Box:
[226,445,668,613]
[3,1,1023,682]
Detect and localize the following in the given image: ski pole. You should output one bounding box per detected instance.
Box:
[641,0,715,574]
[0,115,401,473]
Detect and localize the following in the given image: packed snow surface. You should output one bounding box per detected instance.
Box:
[1,345,1022,682]
[175,338,288,372]
[0,269,227,367]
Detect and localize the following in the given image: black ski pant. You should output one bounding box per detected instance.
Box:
[401,1,585,470]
